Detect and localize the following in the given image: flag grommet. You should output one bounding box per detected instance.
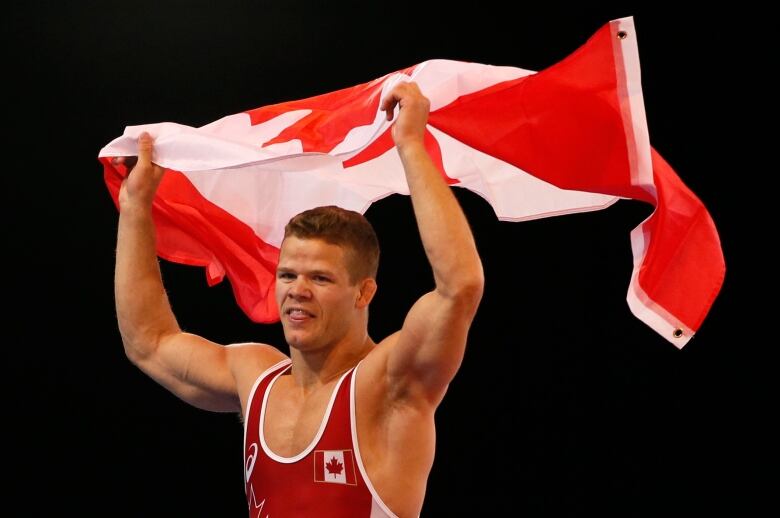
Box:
[617,30,628,40]
[673,328,684,339]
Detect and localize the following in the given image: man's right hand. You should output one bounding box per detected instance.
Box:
[380,81,430,153]
[112,132,165,211]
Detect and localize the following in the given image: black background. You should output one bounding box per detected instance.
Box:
[7,1,757,516]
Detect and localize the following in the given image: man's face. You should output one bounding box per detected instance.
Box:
[275,236,360,351]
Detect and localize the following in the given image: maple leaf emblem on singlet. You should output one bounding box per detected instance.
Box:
[325,456,344,477]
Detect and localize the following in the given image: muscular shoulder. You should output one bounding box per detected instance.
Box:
[358,332,444,413]
[355,332,418,409]
[226,343,289,411]
[359,332,399,376]
[225,341,287,359]
[226,342,288,377]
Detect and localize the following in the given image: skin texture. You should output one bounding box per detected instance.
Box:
[114,81,484,517]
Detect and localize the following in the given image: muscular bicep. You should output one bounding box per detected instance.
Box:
[386,287,482,407]
[130,332,272,413]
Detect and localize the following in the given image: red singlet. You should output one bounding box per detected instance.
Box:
[243,360,398,517]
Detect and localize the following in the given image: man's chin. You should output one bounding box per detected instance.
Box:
[284,331,316,351]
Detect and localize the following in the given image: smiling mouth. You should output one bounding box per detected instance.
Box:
[286,308,315,320]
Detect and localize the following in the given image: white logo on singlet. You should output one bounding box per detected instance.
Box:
[248,484,269,518]
[246,442,258,482]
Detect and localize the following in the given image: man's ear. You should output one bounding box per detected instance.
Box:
[356,278,377,309]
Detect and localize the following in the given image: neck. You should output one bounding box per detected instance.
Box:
[288,331,375,392]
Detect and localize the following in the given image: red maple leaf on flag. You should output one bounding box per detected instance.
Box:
[246,65,416,153]
[325,456,344,478]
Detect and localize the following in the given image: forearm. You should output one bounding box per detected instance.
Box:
[115,204,180,361]
[398,143,484,298]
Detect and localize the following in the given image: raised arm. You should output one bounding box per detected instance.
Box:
[114,133,283,412]
[378,82,484,408]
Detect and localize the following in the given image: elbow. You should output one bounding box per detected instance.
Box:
[449,266,485,313]
[434,256,484,312]
[120,328,172,367]
[459,279,485,311]
[462,260,485,297]
[121,335,153,367]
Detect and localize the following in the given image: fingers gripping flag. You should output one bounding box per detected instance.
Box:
[99,17,724,348]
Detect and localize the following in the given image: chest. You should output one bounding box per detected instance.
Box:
[262,376,341,457]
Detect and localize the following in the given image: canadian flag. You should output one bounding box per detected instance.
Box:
[98,16,724,348]
[314,450,357,485]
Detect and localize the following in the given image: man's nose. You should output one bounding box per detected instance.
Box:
[288,276,312,299]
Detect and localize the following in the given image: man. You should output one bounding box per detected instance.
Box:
[114,81,484,517]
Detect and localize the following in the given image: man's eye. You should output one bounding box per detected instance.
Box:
[314,276,329,282]
[279,273,294,280]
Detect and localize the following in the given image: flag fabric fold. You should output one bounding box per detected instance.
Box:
[99,16,724,347]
